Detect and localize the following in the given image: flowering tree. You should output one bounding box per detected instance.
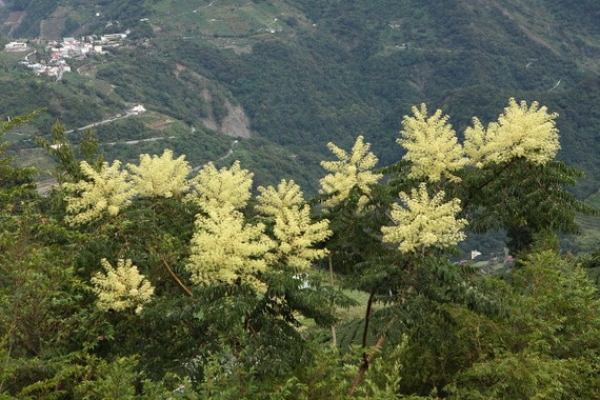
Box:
[189,160,253,209]
[381,183,467,254]
[187,202,273,290]
[319,135,383,210]
[4,98,595,398]
[315,99,595,394]
[127,149,191,198]
[63,160,135,225]
[398,104,468,183]
[91,258,155,314]
[464,99,560,166]
[257,180,331,272]
[392,98,593,252]
[51,142,345,385]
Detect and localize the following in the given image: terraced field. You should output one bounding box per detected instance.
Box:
[149,0,302,39]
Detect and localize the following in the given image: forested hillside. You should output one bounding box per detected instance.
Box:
[1,0,600,195]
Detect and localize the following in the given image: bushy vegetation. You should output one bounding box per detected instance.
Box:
[2,100,600,398]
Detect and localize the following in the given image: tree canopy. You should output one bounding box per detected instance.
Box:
[1,99,599,398]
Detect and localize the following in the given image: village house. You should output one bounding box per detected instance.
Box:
[27,59,71,79]
[100,32,128,46]
[129,104,146,115]
[47,36,103,60]
[18,28,125,80]
[4,41,27,51]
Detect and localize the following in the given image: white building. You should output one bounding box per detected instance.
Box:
[4,41,27,51]
[100,33,127,43]
[130,104,146,115]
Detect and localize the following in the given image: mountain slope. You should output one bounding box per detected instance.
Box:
[1,0,600,198]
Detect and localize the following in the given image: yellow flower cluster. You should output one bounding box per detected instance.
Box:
[188,203,273,290]
[189,161,253,209]
[187,162,274,291]
[255,179,304,216]
[63,149,193,225]
[382,184,467,253]
[398,104,468,182]
[464,98,560,166]
[188,174,333,288]
[319,136,382,209]
[270,206,331,271]
[91,258,155,314]
[63,160,135,226]
[397,99,560,180]
[127,149,191,198]
[257,180,331,271]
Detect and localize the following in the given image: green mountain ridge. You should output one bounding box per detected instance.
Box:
[1,0,600,200]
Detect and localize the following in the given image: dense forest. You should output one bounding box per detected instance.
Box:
[1,0,600,198]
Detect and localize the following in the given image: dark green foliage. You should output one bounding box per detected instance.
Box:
[402,251,600,399]
[95,49,210,124]
[0,127,112,396]
[0,80,53,121]
[35,121,90,184]
[8,0,58,37]
[458,159,596,253]
[0,112,39,208]
[0,77,122,144]
[326,244,599,399]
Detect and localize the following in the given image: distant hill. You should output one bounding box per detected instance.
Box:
[1,0,600,200]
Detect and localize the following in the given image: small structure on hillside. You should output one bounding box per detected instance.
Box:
[4,41,27,51]
[129,104,146,115]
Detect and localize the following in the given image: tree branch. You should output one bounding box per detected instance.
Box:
[362,287,377,349]
[346,285,381,396]
[460,159,517,214]
[159,254,193,297]
[329,253,338,346]
[349,334,387,397]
